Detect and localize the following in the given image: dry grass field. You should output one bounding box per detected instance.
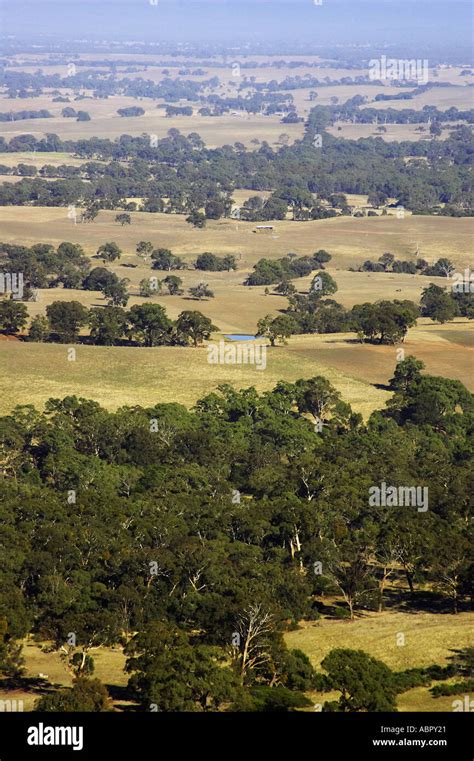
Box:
[286,610,474,712]
[0,207,472,417]
[1,205,472,333]
[327,122,459,142]
[2,58,471,152]
[0,321,472,420]
[0,640,129,712]
[370,85,474,112]
[0,92,304,147]
[0,151,100,169]
[2,206,472,270]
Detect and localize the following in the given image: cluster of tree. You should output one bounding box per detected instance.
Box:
[421,283,474,323]
[346,105,474,126]
[195,253,237,272]
[246,252,329,286]
[281,275,420,343]
[62,107,91,122]
[165,105,193,117]
[117,107,145,117]
[22,302,217,347]
[139,277,214,302]
[0,163,82,179]
[357,254,457,277]
[0,109,52,121]
[0,241,90,291]
[0,364,472,710]
[351,300,420,344]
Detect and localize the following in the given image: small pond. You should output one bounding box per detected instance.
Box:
[225,334,258,341]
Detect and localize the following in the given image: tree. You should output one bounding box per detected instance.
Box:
[88,307,128,346]
[311,271,338,298]
[313,250,332,267]
[205,199,225,220]
[176,310,217,347]
[222,255,237,272]
[352,301,418,343]
[28,315,50,342]
[195,253,236,272]
[151,249,184,271]
[257,314,296,346]
[368,191,388,208]
[128,303,173,347]
[292,377,339,423]
[139,278,161,297]
[378,252,395,271]
[431,528,471,614]
[136,241,154,261]
[125,622,239,712]
[97,242,122,263]
[115,213,131,226]
[81,201,100,223]
[188,283,214,301]
[83,268,118,292]
[421,284,458,323]
[321,649,397,712]
[0,619,23,677]
[424,258,456,278]
[234,605,274,685]
[186,211,207,228]
[0,301,28,334]
[430,121,442,138]
[163,275,183,295]
[46,301,89,342]
[103,278,129,307]
[389,356,425,392]
[274,280,296,297]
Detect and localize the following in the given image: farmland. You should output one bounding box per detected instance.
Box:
[0,5,473,725]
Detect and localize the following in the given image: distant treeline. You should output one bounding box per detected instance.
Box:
[0,122,471,216]
[0,109,52,121]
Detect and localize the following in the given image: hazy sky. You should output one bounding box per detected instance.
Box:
[0,0,472,53]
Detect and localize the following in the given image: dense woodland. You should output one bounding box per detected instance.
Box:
[0,363,473,710]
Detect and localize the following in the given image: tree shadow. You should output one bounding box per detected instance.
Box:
[105,684,139,712]
[323,338,363,345]
[1,675,63,695]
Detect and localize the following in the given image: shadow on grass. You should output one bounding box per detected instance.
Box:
[105,684,139,712]
[0,675,63,695]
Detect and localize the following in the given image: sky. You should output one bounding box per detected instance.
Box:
[0,1,472,55]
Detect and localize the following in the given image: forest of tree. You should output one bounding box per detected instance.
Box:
[0,363,472,711]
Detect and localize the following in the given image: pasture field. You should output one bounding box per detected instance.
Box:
[0,92,304,148]
[16,272,470,334]
[0,321,472,419]
[1,206,472,271]
[1,207,472,417]
[1,56,471,149]
[370,85,474,112]
[327,122,460,142]
[0,151,101,169]
[1,205,472,335]
[286,610,474,712]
